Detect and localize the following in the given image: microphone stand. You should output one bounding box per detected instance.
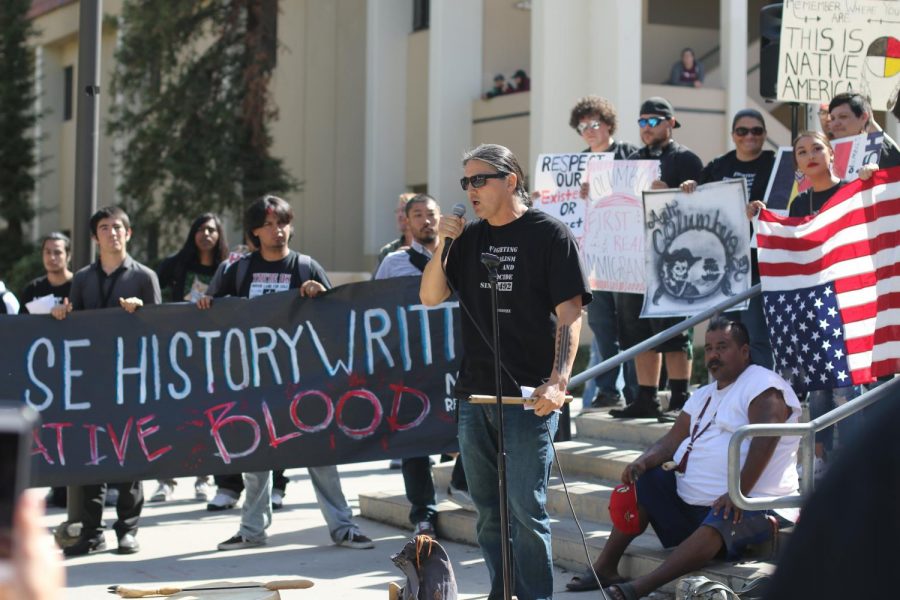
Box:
[480,252,514,600]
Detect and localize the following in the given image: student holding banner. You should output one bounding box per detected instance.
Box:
[52,205,161,557]
[828,92,900,169]
[569,96,639,409]
[680,109,776,370]
[197,194,374,552]
[19,233,73,315]
[612,97,703,421]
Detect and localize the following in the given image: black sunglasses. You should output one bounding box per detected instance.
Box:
[733,126,765,137]
[638,117,665,128]
[460,172,508,191]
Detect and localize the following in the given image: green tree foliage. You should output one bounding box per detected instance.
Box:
[0,0,38,277]
[108,0,295,254]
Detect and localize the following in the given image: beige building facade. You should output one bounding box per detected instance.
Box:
[28,0,900,273]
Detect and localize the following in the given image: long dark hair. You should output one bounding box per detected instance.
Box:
[462,144,531,207]
[177,213,229,265]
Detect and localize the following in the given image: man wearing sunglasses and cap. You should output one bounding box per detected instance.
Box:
[611,97,703,420]
[567,317,801,599]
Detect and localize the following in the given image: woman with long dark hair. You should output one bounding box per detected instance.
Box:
[156,213,229,303]
[152,213,228,502]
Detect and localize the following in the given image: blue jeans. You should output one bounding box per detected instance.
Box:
[588,291,637,400]
[458,399,558,600]
[809,386,863,451]
[735,293,775,370]
[241,466,360,544]
[401,456,437,524]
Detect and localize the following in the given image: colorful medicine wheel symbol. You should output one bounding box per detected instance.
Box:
[866,36,900,78]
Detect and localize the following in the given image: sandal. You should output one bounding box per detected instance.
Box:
[603,581,640,600]
[565,567,626,592]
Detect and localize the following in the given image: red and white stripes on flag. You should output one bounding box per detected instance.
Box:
[756,167,900,385]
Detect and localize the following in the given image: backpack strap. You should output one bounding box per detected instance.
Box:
[295,253,313,282]
[405,248,430,273]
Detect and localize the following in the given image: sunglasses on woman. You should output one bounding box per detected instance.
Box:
[460,172,508,191]
[733,126,765,137]
[577,120,603,135]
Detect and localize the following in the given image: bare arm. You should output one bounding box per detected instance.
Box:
[713,386,790,522]
[420,214,465,306]
[531,295,583,417]
[622,411,691,483]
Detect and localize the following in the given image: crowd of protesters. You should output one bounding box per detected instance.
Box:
[2,87,898,600]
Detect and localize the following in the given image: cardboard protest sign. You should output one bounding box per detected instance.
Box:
[582,160,659,293]
[1,278,460,487]
[763,132,884,213]
[777,0,900,110]
[531,152,612,243]
[641,180,751,318]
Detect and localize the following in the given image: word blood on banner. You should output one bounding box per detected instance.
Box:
[1,277,461,487]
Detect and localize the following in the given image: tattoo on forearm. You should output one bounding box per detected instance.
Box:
[555,323,573,376]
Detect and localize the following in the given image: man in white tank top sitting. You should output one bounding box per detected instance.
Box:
[566,317,801,599]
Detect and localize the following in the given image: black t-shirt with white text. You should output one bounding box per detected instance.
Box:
[215,250,331,299]
[699,149,776,202]
[19,276,71,314]
[445,209,592,397]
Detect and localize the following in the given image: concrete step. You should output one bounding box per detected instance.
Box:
[359,491,776,595]
[573,410,672,447]
[552,439,644,481]
[435,461,619,525]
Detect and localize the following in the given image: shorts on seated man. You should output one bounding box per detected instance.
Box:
[566,317,801,599]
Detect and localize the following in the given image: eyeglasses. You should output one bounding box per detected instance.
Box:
[733,126,766,137]
[577,120,603,135]
[638,117,665,128]
[460,172,508,191]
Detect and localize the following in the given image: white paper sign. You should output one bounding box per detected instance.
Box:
[583,160,659,293]
[777,0,900,110]
[531,152,613,243]
[641,180,752,318]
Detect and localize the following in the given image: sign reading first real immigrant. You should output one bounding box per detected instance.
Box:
[1,278,461,487]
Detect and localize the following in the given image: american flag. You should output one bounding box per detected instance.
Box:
[756,167,900,391]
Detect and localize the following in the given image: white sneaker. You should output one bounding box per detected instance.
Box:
[150,481,175,503]
[206,491,238,511]
[271,490,284,510]
[194,479,213,502]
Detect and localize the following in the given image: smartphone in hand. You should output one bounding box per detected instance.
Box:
[0,402,39,582]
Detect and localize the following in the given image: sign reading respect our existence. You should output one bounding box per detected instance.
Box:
[1,278,461,487]
[641,180,751,318]
[531,152,612,243]
[777,0,900,109]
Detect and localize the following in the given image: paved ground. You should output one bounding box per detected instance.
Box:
[50,461,613,599]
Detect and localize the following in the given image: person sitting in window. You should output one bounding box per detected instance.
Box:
[668,48,704,88]
[483,74,509,99]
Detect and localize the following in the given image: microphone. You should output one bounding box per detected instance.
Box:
[480,252,501,274]
[441,203,467,262]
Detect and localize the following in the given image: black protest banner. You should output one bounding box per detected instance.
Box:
[0,277,461,487]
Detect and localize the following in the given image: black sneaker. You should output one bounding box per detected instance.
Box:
[657,408,681,423]
[336,531,375,549]
[63,535,107,557]
[609,402,662,419]
[590,391,623,409]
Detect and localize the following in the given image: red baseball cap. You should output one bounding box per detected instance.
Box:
[608,483,641,534]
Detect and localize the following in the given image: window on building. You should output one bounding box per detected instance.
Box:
[63,65,73,121]
[413,0,429,31]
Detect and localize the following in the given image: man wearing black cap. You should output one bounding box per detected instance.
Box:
[611,97,703,420]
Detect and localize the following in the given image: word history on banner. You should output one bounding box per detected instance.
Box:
[1,277,461,487]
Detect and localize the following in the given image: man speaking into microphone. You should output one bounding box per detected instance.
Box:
[420,144,591,600]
